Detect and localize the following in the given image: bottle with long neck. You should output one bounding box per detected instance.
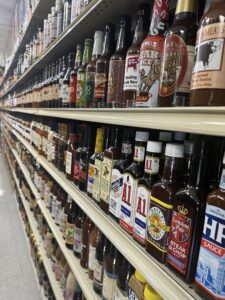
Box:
[84,31,103,107]
[107,16,131,108]
[69,44,82,108]
[122,3,150,107]
[76,39,93,108]
[158,0,197,107]
[53,58,62,108]
[62,52,74,108]
[190,0,225,106]
[73,124,86,186]
[136,0,169,108]
[58,56,68,107]
[48,62,56,108]
[94,24,115,107]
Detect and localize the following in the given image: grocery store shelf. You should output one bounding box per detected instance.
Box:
[4,106,225,137]
[6,122,201,300]
[1,0,140,98]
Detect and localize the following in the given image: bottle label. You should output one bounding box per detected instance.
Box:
[76,72,86,107]
[134,146,145,162]
[73,227,82,253]
[114,286,128,300]
[92,158,102,202]
[122,142,133,155]
[220,169,225,189]
[159,34,195,97]
[87,163,95,194]
[100,157,118,204]
[85,71,95,103]
[70,75,77,103]
[195,204,225,299]
[55,201,62,225]
[102,270,118,299]
[144,156,160,174]
[65,222,75,245]
[62,84,70,104]
[120,174,138,233]
[167,206,193,275]
[59,78,64,98]
[128,288,138,300]
[51,195,57,218]
[123,54,139,91]
[137,37,164,107]
[107,60,125,104]
[94,72,108,100]
[65,151,73,174]
[146,195,173,252]
[74,159,80,181]
[133,185,150,244]
[94,259,103,284]
[88,244,96,270]
[191,23,225,91]
[79,158,87,181]
[109,168,124,218]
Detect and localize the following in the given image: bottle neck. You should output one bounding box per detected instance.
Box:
[149,0,169,36]
[102,29,114,57]
[132,14,147,45]
[94,128,104,153]
[74,48,82,69]
[163,156,184,182]
[174,0,197,22]
[82,43,93,65]
[116,20,129,53]
[92,35,103,60]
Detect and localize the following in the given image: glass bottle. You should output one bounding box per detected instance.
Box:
[88,225,100,279]
[56,0,64,36]
[73,125,86,186]
[66,132,79,181]
[73,209,86,258]
[80,217,94,269]
[58,56,68,107]
[146,143,185,263]
[63,0,72,31]
[61,195,73,238]
[120,131,149,234]
[65,201,77,249]
[158,0,197,107]
[69,45,82,108]
[62,53,74,108]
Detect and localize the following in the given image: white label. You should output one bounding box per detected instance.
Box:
[102,271,118,299]
[92,158,102,202]
[144,156,160,174]
[114,286,128,300]
[123,54,139,91]
[178,45,195,93]
[55,201,62,225]
[94,259,103,282]
[133,146,145,162]
[109,168,123,218]
[66,151,73,174]
[61,84,70,103]
[120,174,138,233]
[73,227,82,253]
[88,244,96,270]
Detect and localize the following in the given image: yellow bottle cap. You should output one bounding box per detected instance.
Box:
[144,284,162,300]
[134,271,147,283]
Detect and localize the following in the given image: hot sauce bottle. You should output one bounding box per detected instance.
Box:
[136,0,169,108]
[146,143,184,263]
[167,137,211,283]
[122,3,150,107]
[66,131,79,181]
[120,131,149,234]
[158,0,197,106]
[133,141,162,246]
[195,151,225,299]
[80,217,94,269]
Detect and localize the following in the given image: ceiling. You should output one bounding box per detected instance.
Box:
[0,0,18,66]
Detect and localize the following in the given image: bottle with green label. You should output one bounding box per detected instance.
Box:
[76,39,93,108]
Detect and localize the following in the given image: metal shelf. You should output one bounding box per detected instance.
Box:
[5,122,202,300]
[4,106,225,137]
[1,0,141,98]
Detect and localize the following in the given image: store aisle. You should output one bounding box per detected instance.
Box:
[0,154,42,300]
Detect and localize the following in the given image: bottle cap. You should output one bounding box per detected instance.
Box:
[147,141,162,153]
[135,131,149,142]
[184,141,194,155]
[159,131,172,142]
[144,284,162,300]
[165,143,184,158]
[174,132,186,141]
[134,271,147,283]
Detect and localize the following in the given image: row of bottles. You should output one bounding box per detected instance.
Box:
[5,112,225,300]
[4,0,225,107]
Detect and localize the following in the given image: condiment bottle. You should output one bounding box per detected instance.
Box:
[93,233,110,295]
[136,0,169,108]
[146,143,184,263]
[66,132,79,181]
[122,3,150,107]
[102,244,123,300]
[120,131,149,234]
[84,31,103,107]
[107,15,131,108]
[133,141,162,246]
[73,209,86,258]
[195,151,225,299]
[94,24,115,107]
[100,127,122,213]
[88,225,101,280]
[143,284,162,300]
[74,125,86,186]
[55,247,63,280]
[167,137,210,283]
[69,45,82,108]
[87,127,105,197]
[80,217,94,269]
[65,201,77,249]
[114,258,134,299]
[158,131,173,176]
[58,56,68,107]
[64,270,76,300]
[62,53,74,108]
[109,128,135,220]
[128,270,147,300]
[158,0,197,106]
[190,0,225,106]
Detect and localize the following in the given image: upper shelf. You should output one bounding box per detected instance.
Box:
[1,0,141,98]
[4,106,225,137]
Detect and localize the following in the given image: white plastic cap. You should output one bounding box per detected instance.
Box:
[184,141,194,155]
[135,131,149,142]
[174,132,186,141]
[159,131,172,142]
[165,143,184,158]
[147,141,162,153]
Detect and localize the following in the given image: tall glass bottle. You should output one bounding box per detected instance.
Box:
[158,0,197,107]
[136,0,169,108]
[122,3,150,107]
[62,53,74,108]
[73,209,86,258]
[88,225,100,280]
[66,131,79,181]
[69,45,82,108]
[58,56,68,107]
[65,201,77,249]
[56,0,64,36]
[80,217,94,269]
[73,125,86,186]
[94,24,115,107]
[107,16,131,108]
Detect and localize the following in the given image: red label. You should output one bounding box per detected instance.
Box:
[201,239,225,257]
[167,210,192,275]
[70,74,77,104]
[74,160,80,180]
[159,34,188,97]
[94,72,108,100]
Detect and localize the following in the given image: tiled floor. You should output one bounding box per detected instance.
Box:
[0,154,42,300]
